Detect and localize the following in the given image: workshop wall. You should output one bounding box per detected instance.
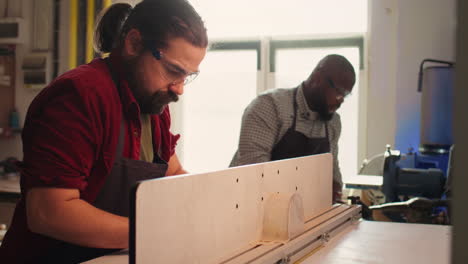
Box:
[0,0,459,165]
[0,0,35,161]
[393,0,456,153]
[366,0,399,160]
[367,0,456,158]
[0,0,74,161]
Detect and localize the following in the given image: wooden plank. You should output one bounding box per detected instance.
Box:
[248,205,361,264]
[300,221,451,264]
[223,205,358,264]
[133,154,333,264]
[84,208,450,264]
[344,174,383,190]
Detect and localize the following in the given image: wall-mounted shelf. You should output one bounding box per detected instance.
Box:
[0,17,24,44]
[0,47,15,132]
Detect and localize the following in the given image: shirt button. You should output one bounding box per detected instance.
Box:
[133,130,139,137]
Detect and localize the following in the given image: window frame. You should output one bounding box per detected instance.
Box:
[175,35,367,174]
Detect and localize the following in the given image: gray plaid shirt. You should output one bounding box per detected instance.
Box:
[230,83,342,186]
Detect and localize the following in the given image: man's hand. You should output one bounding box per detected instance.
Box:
[166,154,187,176]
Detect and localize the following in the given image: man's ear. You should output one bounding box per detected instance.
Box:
[123,28,144,57]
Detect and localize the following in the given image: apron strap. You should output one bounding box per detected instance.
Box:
[292,88,299,130]
[294,86,331,152]
[114,118,126,159]
[324,122,330,152]
[324,122,329,139]
[105,58,126,158]
[104,59,123,100]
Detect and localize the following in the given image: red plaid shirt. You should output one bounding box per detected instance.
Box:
[0,53,179,263]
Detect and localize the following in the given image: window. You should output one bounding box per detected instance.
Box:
[178,46,259,172]
[173,1,368,180]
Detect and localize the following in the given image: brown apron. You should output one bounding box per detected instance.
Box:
[271,88,340,201]
[38,59,168,263]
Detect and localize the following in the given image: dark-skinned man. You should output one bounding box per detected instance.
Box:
[231,54,356,203]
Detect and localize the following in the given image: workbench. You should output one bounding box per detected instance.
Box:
[82,154,451,264]
[84,220,450,264]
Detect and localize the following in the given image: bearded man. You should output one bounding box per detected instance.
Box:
[0,0,208,263]
[230,54,356,203]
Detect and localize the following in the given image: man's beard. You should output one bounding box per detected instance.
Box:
[309,89,335,122]
[137,89,179,114]
[126,58,179,115]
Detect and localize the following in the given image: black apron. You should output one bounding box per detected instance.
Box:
[38,60,168,263]
[271,88,331,160]
[271,88,340,201]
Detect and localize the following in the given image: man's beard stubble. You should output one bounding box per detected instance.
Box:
[308,87,334,122]
[126,58,179,115]
[137,89,179,115]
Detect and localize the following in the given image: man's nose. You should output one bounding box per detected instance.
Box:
[169,81,184,96]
